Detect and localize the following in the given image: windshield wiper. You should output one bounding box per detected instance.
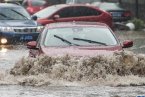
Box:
[0,13,14,20]
[54,35,79,46]
[10,9,28,20]
[73,38,107,46]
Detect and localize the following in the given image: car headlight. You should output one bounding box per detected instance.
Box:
[1,38,8,44]
[0,27,14,32]
[37,26,44,32]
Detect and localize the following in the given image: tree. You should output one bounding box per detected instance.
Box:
[135,0,139,18]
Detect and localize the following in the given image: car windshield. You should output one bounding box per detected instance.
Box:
[44,26,118,46]
[66,0,101,4]
[34,5,59,19]
[0,7,30,20]
[96,3,123,10]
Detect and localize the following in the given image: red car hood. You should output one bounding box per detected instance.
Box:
[41,46,122,57]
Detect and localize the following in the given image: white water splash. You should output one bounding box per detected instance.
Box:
[1,51,145,86]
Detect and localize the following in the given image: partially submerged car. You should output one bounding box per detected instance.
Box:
[0,3,43,45]
[27,22,133,57]
[32,4,113,29]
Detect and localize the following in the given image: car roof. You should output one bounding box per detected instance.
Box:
[92,2,122,10]
[48,4,97,9]
[46,22,108,29]
[0,3,21,8]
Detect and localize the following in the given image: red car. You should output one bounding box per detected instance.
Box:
[22,0,51,15]
[27,22,133,57]
[32,4,113,29]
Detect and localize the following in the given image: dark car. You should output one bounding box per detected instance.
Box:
[92,2,132,22]
[0,3,43,45]
[32,4,113,29]
[27,22,133,57]
[66,0,101,4]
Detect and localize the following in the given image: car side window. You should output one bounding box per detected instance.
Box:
[57,7,75,18]
[56,6,101,18]
[73,6,101,17]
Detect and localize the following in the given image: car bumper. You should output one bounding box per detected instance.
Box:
[113,17,132,22]
[0,31,39,45]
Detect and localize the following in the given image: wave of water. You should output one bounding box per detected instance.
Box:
[1,51,145,87]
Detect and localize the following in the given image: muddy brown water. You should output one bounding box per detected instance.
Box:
[0,31,145,97]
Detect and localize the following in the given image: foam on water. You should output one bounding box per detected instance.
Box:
[1,51,145,86]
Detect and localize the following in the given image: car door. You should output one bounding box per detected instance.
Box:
[39,6,77,24]
[52,6,103,23]
[72,6,103,22]
[51,6,76,22]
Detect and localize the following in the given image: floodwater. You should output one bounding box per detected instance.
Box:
[0,31,145,97]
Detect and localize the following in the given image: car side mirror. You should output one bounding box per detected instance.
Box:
[27,41,38,49]
[122,40,133,48]
[31,15,38,21]
[53,15,60,20]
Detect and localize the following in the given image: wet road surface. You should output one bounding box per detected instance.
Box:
[0,31,145,97]
[0,85,145,97]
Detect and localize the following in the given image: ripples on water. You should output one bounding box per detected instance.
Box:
[0,51,144,87]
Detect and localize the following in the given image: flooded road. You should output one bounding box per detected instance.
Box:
[116,30,145,54]
[0,45,28,70]
[0,31,145,97]
[0,85,145,97]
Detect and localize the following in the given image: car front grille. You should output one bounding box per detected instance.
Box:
[14,27,37,33]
